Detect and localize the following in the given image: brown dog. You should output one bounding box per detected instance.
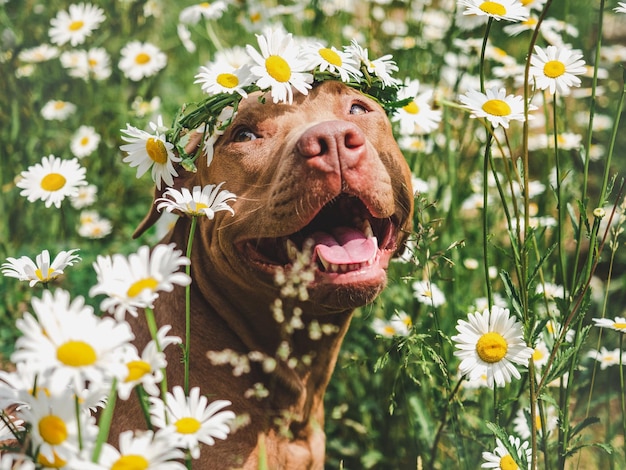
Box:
[113,80,414,469]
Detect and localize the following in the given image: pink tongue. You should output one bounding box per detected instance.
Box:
[311,227,377,265]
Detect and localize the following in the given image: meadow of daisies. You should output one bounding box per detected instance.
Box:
[1,0,626,468]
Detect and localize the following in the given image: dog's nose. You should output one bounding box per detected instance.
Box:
[296,121,366,171]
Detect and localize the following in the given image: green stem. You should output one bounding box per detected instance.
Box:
[184,216,198,395]
[92,378,118,462]
[135,386,154,431]
[144,307,169,403]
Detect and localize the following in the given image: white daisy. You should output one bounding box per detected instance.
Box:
[371,318,399,338]
[155,183,237,219]
[451,306,533,387]
[389,311,413,336]
[246,28,313,104]
[592,316,626,333]
[177,23,196,53]
[194,61,254,97]
[84,47,113,80]
[345,39,400,87]
[41,100,77,121]
[199,107,236,167]
[482,435,531,469]
[535,282,564,300]
[11,289,133,393]
[48,3,106,46]
[118,325,181,400]
[301,43,362,82]
[94,430,186,470]
[615,2,626,13]
[18,44,59,63]
[1,248,80,287]
[131,96,162,118]
[120,116,181,190]
[16,155,87,208]
[503,15,539,35]
[89,243,191,320]
[70,183,98,209]
[78,211,112,239]
[458,0,530,22]
[393,78,442,135]
[531,339,550,371]
[179,1,228,24]
[459,87,533,129]
[588,347,624,370]
[18,391,97,467]
[513,404,558,440]
[529,45,586,95]
[412,280,446,307]
[150,386,235,458]
[70,125,100,158]
[119,41,167,81]
[0,454,36,470]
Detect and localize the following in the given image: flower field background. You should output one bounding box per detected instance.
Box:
[1,0,626,468]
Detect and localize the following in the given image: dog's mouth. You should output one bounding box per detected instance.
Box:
[240,194,398,276]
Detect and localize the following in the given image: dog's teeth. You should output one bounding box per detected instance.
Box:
[319,256,331,271]
[362,219,374,238]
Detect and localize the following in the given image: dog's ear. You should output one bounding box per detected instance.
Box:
[132,132,203,239]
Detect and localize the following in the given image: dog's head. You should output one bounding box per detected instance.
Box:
[136,80,414,311]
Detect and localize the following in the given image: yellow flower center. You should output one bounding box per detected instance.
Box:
[200,2,211,7]
[125,360,152,382]
[482,99,511,116]
[80,136,90,146]
[476,332,508,363]
[127,277,159,298]
[265,55,291,82]
[614,322,626,330]
[216,72,239,89]
[403,101,420,115]
[38,450,67,468]
[38,415,68,445]
[88,58,98,67]
[479,1,507,16]
[135,52,151,65]
[383,325,395,336]
[500,454,519,470]
[145,138,168,164]
[520,0,533,5]
[40,173,67,192]
[543,60,566,78]
[523,17,538,26]
[111,454,150,470]
[532,348,544,362]
[53,101,66,110]
[319,48,343,66]
[57,340,97,367]
[68,20,85,32]
[175,417,202,434]
[35,267,55,281]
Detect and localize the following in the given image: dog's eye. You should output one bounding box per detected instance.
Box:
[349,103,368,115]
[233,128,258,142]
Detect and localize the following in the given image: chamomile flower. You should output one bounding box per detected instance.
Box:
[70,125,100,158]
[77,211,112,239]
[120,116,180,190]
[11,289,133,393]
[150,386,235,458]
[194,61,253,97]
[458,0,530,22]
[18,44,59,63]
[301,43,362,82]
[1,248,80,287]
[346,39,400,87]
[68,47,112,81]
[70,184,98,209]
[392,78,442,135]
[535,282,564,300]
[459,87,532,129]
[412,280,446,307]
[118,41,167,82]
[94,430,186,470]
[155,183,237,219]
[41,100,77,121]
[0,453,36,470]
[390,311,413,336]
[179,1,228,24]
[592,316,626,333]
[18,391,97,467]
[16,155,87,208]
[615,2,626,13]
[48,3,106,47]
[482,435,532,469]
[117,326,181,400]
[588,347,624,369]
[90,244,191,320]
[452,306,533,387]
[529,45,586,95]
[371,318,398,338]
[246,29,313,104]
[513,404,558,439]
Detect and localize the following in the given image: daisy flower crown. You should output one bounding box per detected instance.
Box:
[165,30,409,170]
